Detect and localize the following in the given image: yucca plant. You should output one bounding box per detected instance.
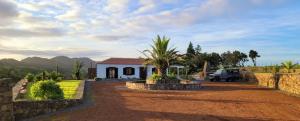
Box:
[143,35,178,81]
[281,61,297,73]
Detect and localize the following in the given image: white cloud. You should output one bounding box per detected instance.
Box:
[56,8,81,21]
[104,0,130,15]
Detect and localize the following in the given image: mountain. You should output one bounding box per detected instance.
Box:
[0,56,96,79]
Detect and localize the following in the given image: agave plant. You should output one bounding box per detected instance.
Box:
[281,61,297,73]
[143,35,178,80]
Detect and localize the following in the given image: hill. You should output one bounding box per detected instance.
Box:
[0,56,96,80]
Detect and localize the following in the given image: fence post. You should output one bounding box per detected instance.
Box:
[0,78,15,121]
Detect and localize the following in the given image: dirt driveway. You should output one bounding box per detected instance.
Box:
[36,81,300,121]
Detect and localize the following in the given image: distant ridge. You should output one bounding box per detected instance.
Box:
[0,56,96,79]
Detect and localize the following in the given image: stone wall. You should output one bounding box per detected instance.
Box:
[13,80,85,120]
[254,73,276,88]
[126,81,202,90]
[278,74,300,95]
[0,78,15,121]
[13,99,82,120]
[253,73,300,96]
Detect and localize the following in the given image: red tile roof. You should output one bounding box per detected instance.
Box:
[97,58,145,65]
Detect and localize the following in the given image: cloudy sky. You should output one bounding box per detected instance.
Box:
[0,0,299,65]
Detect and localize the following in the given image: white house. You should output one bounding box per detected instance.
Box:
[96,58,184,79]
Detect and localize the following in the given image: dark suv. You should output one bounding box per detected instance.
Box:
[209,68,240,82]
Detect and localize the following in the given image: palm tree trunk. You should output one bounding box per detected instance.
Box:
[157,67,167,83]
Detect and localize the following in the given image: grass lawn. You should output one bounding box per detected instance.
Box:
[26,80,81,100]
[57,80,81,99]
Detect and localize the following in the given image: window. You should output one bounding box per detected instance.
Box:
[123,67,135,75]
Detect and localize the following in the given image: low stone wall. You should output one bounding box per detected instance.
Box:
[13,80,86,120]
[13,99,82,120]
[0,78,16,121]
[126,81,202,90]
[278,74,300,95]
[254,73,276,88]
[253,73,300,96]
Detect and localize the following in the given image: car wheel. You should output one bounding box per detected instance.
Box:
[215,77,220,82]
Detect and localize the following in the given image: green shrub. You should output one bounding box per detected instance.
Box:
[149,73,162,81]
[34,73,43,82]
[25,73,35,82]
[49,71,63,82]
[29,80,64,100]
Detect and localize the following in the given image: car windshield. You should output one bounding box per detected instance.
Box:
[214,69,223,74]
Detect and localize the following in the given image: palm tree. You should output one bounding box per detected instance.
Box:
[281,61,297,73]
[73,61,84,80]
[143,35,178,80]
[249,50,260,66]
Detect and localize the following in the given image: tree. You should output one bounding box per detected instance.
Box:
[72,61,84,80]
[186,42,195,58]
[239,52,248,67]
[25,73,35,82]
[195,44,201,55]
[281,61,297,73]
[249,50,260,66]
[143,35,178,81]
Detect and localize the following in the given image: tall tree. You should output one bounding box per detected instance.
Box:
[186,42,195,58]
[195,44,201,55]
[185,42,196,73]
[143,35,178,80]
[72,61,84,80]
[239,52,248,67]
[249,50,260,66]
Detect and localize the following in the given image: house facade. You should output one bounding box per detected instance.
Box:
[96,58,184,79]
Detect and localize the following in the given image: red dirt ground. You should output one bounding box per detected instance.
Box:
[36,81,300,121]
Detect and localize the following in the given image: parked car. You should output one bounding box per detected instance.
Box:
[209,68,240,82]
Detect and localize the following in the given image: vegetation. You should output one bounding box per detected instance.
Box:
[29,80,64,100]
[72,61,84,80]
[143,35,178,81]
[180,42,253,74]
[0,56,94,80]
[25,73,35,82]
[27,71,64,82]
[272,65,281,74]
[281,61,297,73]
[148,73,179,83]
[249,50,260,66]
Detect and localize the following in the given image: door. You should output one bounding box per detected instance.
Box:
[106,67,118,79]
[139,67,147,80]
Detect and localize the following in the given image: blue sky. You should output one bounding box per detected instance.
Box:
[0,0,299,65]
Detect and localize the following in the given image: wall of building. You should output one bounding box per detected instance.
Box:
[97,64,157,79]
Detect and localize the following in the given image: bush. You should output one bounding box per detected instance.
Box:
[49,71,63,82]
[34,73,43,82]
[147,73,180,84]
[25,73,35,82]
[149,73,162,81]
[29,80,64,100]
